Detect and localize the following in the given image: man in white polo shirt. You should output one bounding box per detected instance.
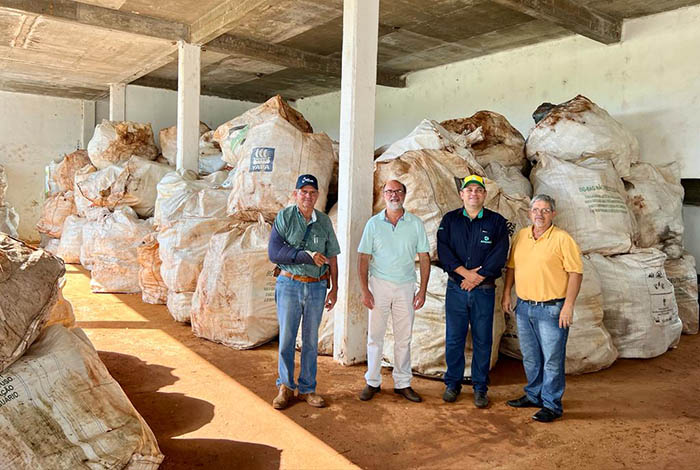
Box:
[357,179,431,402]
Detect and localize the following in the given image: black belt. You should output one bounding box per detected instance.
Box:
[521,298,565,306]
[474,282,495,290]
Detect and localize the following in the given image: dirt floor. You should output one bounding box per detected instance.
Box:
[63,264,700,470]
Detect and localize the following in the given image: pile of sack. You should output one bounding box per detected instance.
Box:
[0,234,163,468]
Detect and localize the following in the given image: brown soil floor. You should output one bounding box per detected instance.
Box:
[64,265,700,470]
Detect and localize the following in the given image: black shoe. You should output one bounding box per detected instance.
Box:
[394,387,422,403]
[474,390,489,409]
[442,387,460,403]
[507,395,542,408]
[359,384,380,401]
[532,407,561,423]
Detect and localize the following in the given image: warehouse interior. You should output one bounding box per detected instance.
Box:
[1,1,700,469]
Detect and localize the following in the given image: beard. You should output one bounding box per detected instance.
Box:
[386,200,403,211]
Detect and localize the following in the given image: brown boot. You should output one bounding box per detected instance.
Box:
[298,392,326,408]
[272,384,294,410]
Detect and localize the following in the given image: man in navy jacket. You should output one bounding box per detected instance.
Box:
[437,175,509,408]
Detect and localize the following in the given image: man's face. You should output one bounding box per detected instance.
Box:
[383,180,406,211]
[460,183,486,209]
[294,185,319,211]
[529,200,555,229]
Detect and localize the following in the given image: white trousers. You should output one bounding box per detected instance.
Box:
[365,276,415,389]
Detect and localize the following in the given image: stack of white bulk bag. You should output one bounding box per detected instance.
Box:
[87,120,159,170]
[0,165,19,238]
[54,149,91,191]
[158,121,211,165]
[441,111,527,170]
[191,215,278,349]
[35,191,76,238]
[589,249,683,358]
[526,95,640,178]
[484,162,532,198]
[79,207,112,271]
[106,156,172,217]
[90,207,153,293]
[155,170,231,322]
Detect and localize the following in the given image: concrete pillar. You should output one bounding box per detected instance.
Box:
[108,83,126,121]
[333,0,379,365]
[80,100,95,149]
[176,40,201,172]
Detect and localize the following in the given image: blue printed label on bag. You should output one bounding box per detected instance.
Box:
[249,147,275,172]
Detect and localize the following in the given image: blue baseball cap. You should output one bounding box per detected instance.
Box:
[295,174,318,190]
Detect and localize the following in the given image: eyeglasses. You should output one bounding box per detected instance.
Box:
[530,208,553,214]
[383,189,405,195]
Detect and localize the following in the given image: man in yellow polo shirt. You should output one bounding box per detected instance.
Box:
[501,194,583,422]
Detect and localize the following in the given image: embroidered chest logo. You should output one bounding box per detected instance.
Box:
[480,235,492,244]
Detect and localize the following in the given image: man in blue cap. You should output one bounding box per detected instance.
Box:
[437,174,509,408]
[268,174,340,410]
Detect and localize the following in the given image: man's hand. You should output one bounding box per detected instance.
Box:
[460,266,484,291]
[413,290,426,310]
[501,293,514,314]
[325,288,338,311]
[559,304,574,328]
[361,290,375,310]
[312,252,328,267]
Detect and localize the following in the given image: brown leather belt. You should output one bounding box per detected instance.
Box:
[280,270,330,283]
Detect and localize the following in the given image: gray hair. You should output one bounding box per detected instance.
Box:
[530,194,556,212]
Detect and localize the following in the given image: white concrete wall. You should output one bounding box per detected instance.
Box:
[94,85,258,146]
[295,5,700,178]
[0,90,83,241]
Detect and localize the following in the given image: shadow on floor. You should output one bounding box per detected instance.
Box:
[98,351,281,470]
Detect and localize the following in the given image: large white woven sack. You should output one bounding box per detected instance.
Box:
[624,162,684,259]
[664,253,699,335]
[526,95,640,178]
[191,216,278,349]
[373,149,483,261]
[90,208,153,294]
[377,119,483,166]
[213,95,312,168]
[0,205,19,238]
[56,215,86,264]
[0,234,65,373]
[441,111,527,170]
[158,121,210,165]
[382,265,504,379]
[531,154,634,255]
[153,170,229,229]
[74,164,123,213]
[137,232,167,305]
[0,325,163,469]
[35,191,76,238]
[54,150,90,192]
[589,249,682,358]
[166,291,193,323]
[79,208,112,271]
[225,117,334,222]
[107,156,172,217]
[88,120,159,170]
[484,162,532,198]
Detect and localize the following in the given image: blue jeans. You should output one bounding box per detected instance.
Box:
[275,275,327,394]
[515,299,569,416]
[444,279,495,393]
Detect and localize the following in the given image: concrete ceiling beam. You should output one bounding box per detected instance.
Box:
[189,0,276,45]
[206,34,406,88]
[489,0,621,44]
[131,75,271,104]
[0,0,189,41]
